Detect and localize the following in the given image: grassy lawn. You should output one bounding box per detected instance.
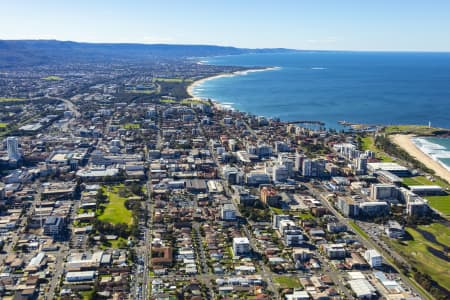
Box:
[42,75,63,81]
[0,123,8,128]
[160,99,177,103]
[403,176,450,216]
[360,136,393,162]
[101,237,128,249]
[296,212,314,220]
[123,123,140,129]
[425,195,450,216]
[384,125,450,135]
[0,97,27,102]
[388,223,450,290]
[270,207,284,215]
[403,175,450,188]
[126,89,155,94]
[80,290,95,300]
[273,275,302,289]
[348,220,369,240]
[180,98,210,106]
[154,77,193,83]
[98,185,133,225]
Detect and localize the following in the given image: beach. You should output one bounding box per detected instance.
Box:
[187,66,280,99]
[391,134,450,183]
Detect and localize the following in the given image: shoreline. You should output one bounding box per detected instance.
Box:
[186,66,281,101]
[391,134,450,183]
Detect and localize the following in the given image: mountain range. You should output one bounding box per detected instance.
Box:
[0,40,295,68]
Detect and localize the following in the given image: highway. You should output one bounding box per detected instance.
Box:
[306,183,433,300]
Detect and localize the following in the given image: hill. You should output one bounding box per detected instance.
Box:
[0,40,296,68]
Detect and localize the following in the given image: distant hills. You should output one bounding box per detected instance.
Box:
[0,40,296,68]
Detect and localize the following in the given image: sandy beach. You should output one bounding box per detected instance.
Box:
[186,66,280,98]
[391,134,450,183]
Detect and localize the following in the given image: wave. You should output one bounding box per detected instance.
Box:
[412,137,450,170]
[311,67,327,70]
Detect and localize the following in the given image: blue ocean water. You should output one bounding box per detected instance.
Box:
[413,137,450,170]
[191,51,450,129]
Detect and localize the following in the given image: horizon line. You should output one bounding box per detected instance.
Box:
[2,38,450,54]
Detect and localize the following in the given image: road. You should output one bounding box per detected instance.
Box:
[306,183,433,300]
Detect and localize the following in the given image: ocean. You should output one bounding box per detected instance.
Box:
[413,137,450,171]
[190,51,450,129]
[190,51,450,169]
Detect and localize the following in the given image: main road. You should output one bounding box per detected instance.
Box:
[306,183,433,300]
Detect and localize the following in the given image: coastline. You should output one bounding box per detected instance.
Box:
[391,134,450,183]
[186,66,281,101]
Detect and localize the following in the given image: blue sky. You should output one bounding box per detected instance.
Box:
[1,0,450,51]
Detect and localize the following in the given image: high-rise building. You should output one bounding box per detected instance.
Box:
[6,137,20,160]
[294,152,305,172]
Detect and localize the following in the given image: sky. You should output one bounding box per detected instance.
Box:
[1,0,450,51]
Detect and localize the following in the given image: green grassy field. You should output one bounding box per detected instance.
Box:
[42,75,63,81]
[154,77,193,83]
[80,290,95,300]
[388,223,450,290]
[0,97,27,102]
[160,99,176,103]
[126,89,155,94]
[403,175,450,188]
[123,123,140,129]
[0,123,8,128]
[425,195,450,216]
[180,98,210,106]
[296,212,315,220]
[402,176,450,216]
[273,275,302,289]
[98,185,133,225]
[360,136,393,162]
[270,207,284,215]
[384,125,450,135]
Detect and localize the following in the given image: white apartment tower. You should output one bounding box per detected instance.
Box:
[6,137,20,160]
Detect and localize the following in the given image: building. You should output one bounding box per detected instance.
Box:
[232,237,250,256]
[409,185,444,196]
[385,221,404,239]
[273,165,289,182]
[151,246,173,266]
[364,249,382,268]
[6,136,21,160]
[355,155,368,175]
[272,214,290,230]
[337,197,360,218]
[322,243,347,259]
[348,278,377,299]
[285,289,310,300]
[66,271,96,282]
[327,223,347,233]
[220,203,236,221]
[284,229,303,246]
[359,201,389,217]
[370,184,399,203]
[302,158,326,177]
[261,186,281,206]
[367,162,410,177]
[43,216,65,237]
[294,152,305,172]
[246,171,270,186]
[406,199,429,217]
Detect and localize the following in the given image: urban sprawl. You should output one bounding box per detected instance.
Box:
[0,62,448,300]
